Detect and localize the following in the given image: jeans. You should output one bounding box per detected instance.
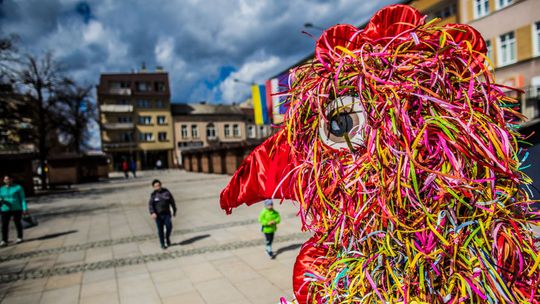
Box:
[155,213,172,247]
[264,232,274,253]
[1,211,23,242]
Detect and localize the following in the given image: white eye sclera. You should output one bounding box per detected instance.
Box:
[318,96,366,150]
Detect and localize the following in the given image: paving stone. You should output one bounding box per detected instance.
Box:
[154,278,194,298]
[80,292,119,304]
[80,279,118,298]
[234,276,285,304]
[45,273,82,290]
[180,261,223,283]
[39,285,80,304]
[194,278,248,304]
[1,291,42,304]
[161,291,206,304]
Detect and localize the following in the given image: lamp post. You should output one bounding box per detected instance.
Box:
[233,78,255,86]
[304,22,326,31]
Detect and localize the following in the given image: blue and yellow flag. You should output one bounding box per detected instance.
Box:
[251,84,270,125]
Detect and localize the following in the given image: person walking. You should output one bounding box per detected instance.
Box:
[148,179,177,249]
[258,199,280,258]
[129,159,137,178]
[0,175,28,246]
[122,159,129,178]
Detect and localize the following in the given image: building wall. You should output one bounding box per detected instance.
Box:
[172,117,248,167]
[97,72,175,169]
[458,0,540,120]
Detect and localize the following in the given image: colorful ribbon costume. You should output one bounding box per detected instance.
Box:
[221,5,540,303]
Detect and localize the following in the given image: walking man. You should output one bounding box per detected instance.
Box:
[148,179,177,249]
[258,199,280,258]
[0,175,28,246]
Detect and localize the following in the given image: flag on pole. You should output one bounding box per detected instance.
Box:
[268,72,290,116]
[251,84,270,125]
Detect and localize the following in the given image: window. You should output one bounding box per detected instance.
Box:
[248,125,256,139]
[485,39,493,63]
[191,125,199,138]
[534,22,540,56]
[139,132,153,142]
[156,100,165,108]
[110,81,130,89]
[136,99,150,108]
[474,0,489,18]
[138,116,152,125]
[206,123,216,140]
[154,82,166,92]
[135,82,151,92]
[157,116,166,125]
[158,132,167,141]
[118,116,132,123]
[118,99,130,105]
[181,125,188,138]
[497,0,513,9]
[122,132,133,142]
[498,31,516,66]
[233,124,240,137]
[224,124,231,138]
[259,126,268,138]
[435,4,456,19]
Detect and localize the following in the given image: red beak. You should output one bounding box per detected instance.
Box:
[220,130,296,214]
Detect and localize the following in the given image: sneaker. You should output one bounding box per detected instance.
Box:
[265,250,273,258]
[161,244,168,250]
[166,238,171,246]
[0,241,7,247]
[15,238,23,244]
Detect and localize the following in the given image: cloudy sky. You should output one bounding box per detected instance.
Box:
[0,0,401,104]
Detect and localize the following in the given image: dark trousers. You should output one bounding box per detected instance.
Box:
[155,213,172,246]
[1,211,23,242]
[264,232,274,247]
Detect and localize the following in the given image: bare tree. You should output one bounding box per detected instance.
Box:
[16,52,64,188]
[55,78,96,154]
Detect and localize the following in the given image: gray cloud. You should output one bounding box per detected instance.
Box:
[1,0,401,104]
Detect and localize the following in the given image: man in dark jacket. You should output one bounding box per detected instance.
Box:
[148,179,177,249]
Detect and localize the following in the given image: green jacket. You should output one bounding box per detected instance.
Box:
[258,208,281,234]
[0,184,27,212]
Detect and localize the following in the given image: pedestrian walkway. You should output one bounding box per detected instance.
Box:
[0,170,310,304]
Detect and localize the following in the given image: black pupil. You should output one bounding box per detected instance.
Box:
[328,113,353,137]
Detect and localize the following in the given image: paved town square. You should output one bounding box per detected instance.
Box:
[0,170,309,304]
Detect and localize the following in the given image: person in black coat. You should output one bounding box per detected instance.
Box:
[148,179,177,249]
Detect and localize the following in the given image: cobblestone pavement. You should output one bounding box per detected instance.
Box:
[0,170,310,304]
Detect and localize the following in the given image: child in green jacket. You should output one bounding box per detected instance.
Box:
[258,199,280,258]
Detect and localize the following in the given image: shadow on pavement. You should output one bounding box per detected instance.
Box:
[173,234,211,246]
[25,230,78,242]
[273,243,302,258]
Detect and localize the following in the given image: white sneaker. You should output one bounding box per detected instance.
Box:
[0,241,7,247]
[15,238,23,244]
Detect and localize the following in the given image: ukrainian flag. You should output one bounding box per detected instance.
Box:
[251,84,270,125]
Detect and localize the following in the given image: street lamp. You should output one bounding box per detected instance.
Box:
[233,78,255,86]
[304,22,325,31]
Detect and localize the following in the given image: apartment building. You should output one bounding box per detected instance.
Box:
[171,103,272,167]
[410,0,459,25]
[97,70,174,170]
[459,0,540,121]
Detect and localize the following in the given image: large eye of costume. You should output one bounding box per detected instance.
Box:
[318,96,366,150]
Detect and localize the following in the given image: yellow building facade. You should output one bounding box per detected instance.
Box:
[98,71,175,170]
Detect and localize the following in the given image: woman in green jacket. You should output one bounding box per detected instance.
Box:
[258,199,281,258]
[0,175,27,246]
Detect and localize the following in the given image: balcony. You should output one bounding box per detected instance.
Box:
[102,142,137,149]
[103,123,135,130]
[108,88,131,95]
[100,105,133,113]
